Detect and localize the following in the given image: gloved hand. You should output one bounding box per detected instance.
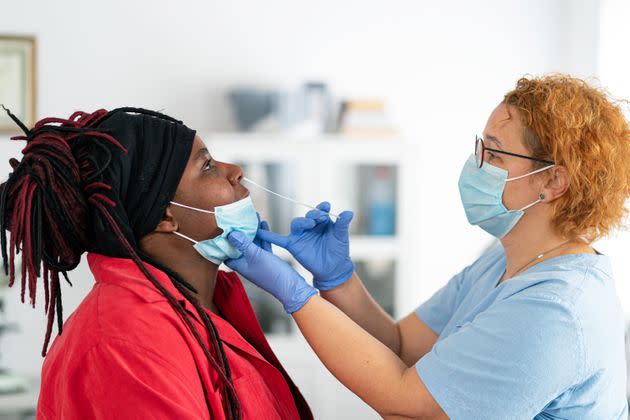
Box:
[225,230,318,314]
[256,202,355,291]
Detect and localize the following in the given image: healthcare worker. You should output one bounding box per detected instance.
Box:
[225,75,630,419]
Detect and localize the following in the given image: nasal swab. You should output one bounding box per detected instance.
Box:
[242,176,339,219]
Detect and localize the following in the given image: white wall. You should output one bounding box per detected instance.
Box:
[1,0,618,417]
[597,0,630,323]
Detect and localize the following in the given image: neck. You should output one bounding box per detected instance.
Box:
[499,206,581,282]
[140,235,220,313]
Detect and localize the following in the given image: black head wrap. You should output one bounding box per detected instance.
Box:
[85,108,195,256]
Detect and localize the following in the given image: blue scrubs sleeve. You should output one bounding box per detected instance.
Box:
[415,294,585,419]
[415,265,472,335]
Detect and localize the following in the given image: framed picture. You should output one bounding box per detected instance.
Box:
[0,36,36,133]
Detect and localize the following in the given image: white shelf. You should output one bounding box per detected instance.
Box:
[208,132,403,143]
[205,133,409,164]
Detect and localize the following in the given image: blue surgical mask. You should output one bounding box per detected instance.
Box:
[169,196,258,264]
[458,154,554,238]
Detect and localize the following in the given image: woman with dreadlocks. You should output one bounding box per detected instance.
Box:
[0,106,312,419]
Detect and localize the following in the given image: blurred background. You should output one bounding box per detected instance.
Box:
[0,0,629,418]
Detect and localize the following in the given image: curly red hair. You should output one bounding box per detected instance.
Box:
[504,74,630,241]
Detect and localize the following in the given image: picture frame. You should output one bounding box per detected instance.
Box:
[0,36,36,133]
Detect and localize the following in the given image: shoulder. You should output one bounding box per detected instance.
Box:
[415,286,586,419]
[472,288,587,386]
[45,276,198,376]
[40,336,210,419]
[95,282,201,365]
[81,337,200,389]
[499,253,625,373]
[502,253,617,312]
[496,255,603,339]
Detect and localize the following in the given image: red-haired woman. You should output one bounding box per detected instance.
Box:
[226,75,630,419]
[0,107,312,419]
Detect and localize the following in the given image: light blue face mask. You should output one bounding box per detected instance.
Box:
[169,196,258,264]
[458,154,554,238]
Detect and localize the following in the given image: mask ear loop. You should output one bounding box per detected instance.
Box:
[173,231,199,244]
[505,165,553,212]
[515,193,545,212]
[169,201,217,244]
[170,201,216,214]
[506,165,555,182]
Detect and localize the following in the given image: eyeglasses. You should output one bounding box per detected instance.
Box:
[475,136,555,169]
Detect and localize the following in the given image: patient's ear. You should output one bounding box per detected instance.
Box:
[154,206,179,233]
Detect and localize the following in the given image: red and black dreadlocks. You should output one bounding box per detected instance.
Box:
[0,106,242,419]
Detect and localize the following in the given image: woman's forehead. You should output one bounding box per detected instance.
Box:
[189,136,210,159]
[484,104,527,152]
[191,135,205,152]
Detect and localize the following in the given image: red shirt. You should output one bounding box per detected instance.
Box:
[37,253,312,419]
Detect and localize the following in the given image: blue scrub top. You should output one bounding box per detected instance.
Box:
[415,244,628,420]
